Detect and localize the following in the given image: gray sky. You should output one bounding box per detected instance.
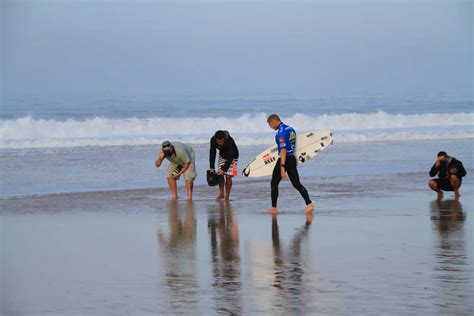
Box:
[2,0,473,98]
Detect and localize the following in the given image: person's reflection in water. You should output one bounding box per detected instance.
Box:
[431,198,465,235]
[208,201,242,315]
[430,198,472,314]
[157,200,198,313]
[271,214,314,314]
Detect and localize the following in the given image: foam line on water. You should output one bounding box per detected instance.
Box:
[1,112,472,148]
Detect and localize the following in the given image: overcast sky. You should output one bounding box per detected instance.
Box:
[2,0,473,99]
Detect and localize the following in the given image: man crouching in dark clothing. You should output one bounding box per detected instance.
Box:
[429,151,467,199]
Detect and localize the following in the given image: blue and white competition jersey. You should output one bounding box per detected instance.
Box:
[275,122,296,156]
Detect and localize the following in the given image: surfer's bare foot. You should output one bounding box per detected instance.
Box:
[267,207,278,214]
[454,191,461,198]
[304,203,315,214]
[171,195,178,200]
[215,194,224,202]
[225,196,231,201]
[305,213,314,224]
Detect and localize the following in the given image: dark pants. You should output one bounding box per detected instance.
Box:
[271,155,312,207]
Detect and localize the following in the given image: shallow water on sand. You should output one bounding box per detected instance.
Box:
[1,139,472,197]
[1,173,473,315]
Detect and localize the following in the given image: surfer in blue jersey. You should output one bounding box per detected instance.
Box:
[267,114,314,214]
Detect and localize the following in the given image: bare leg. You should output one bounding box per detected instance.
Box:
[225,175,233,201]
[167,177,178,199]
[185,180,194,201]
[450,175,461,198]
[216,176,225,201]
[428,179,443,199]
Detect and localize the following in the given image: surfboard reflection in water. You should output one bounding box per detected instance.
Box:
[157,200,199,313]
[207,202,242,315]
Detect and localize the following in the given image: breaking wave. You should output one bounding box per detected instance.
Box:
[1,112,472,149]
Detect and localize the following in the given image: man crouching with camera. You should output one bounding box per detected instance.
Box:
[429,151,467,200]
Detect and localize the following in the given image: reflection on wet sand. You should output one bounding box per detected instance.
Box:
[157,200,198,313]
[207,201,242,315]
[431,198,466,235]
[271,214,314,314]
[430,198,472,314]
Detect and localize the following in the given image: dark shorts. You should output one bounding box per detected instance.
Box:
[433,178,461,191]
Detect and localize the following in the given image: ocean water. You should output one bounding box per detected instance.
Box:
[2,95,474,315]
[0,95,473,197]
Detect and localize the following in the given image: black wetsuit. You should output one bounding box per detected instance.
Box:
[209,132,239,172]
[430,157,466,191]
[271,123,312,208]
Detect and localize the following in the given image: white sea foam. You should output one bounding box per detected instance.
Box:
[1,112,472,149]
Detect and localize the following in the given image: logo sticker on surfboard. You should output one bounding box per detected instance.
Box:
[263,153,276,165]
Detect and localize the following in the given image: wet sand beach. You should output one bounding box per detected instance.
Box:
[1,172,473,315]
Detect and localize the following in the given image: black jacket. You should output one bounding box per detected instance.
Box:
[430,157,467,179]
[209,132,239,172]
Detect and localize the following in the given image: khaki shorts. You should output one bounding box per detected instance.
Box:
[167,161,197,181]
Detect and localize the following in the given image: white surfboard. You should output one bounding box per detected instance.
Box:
[242,130,333,177]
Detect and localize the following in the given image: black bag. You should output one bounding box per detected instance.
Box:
[207,170,220,186]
